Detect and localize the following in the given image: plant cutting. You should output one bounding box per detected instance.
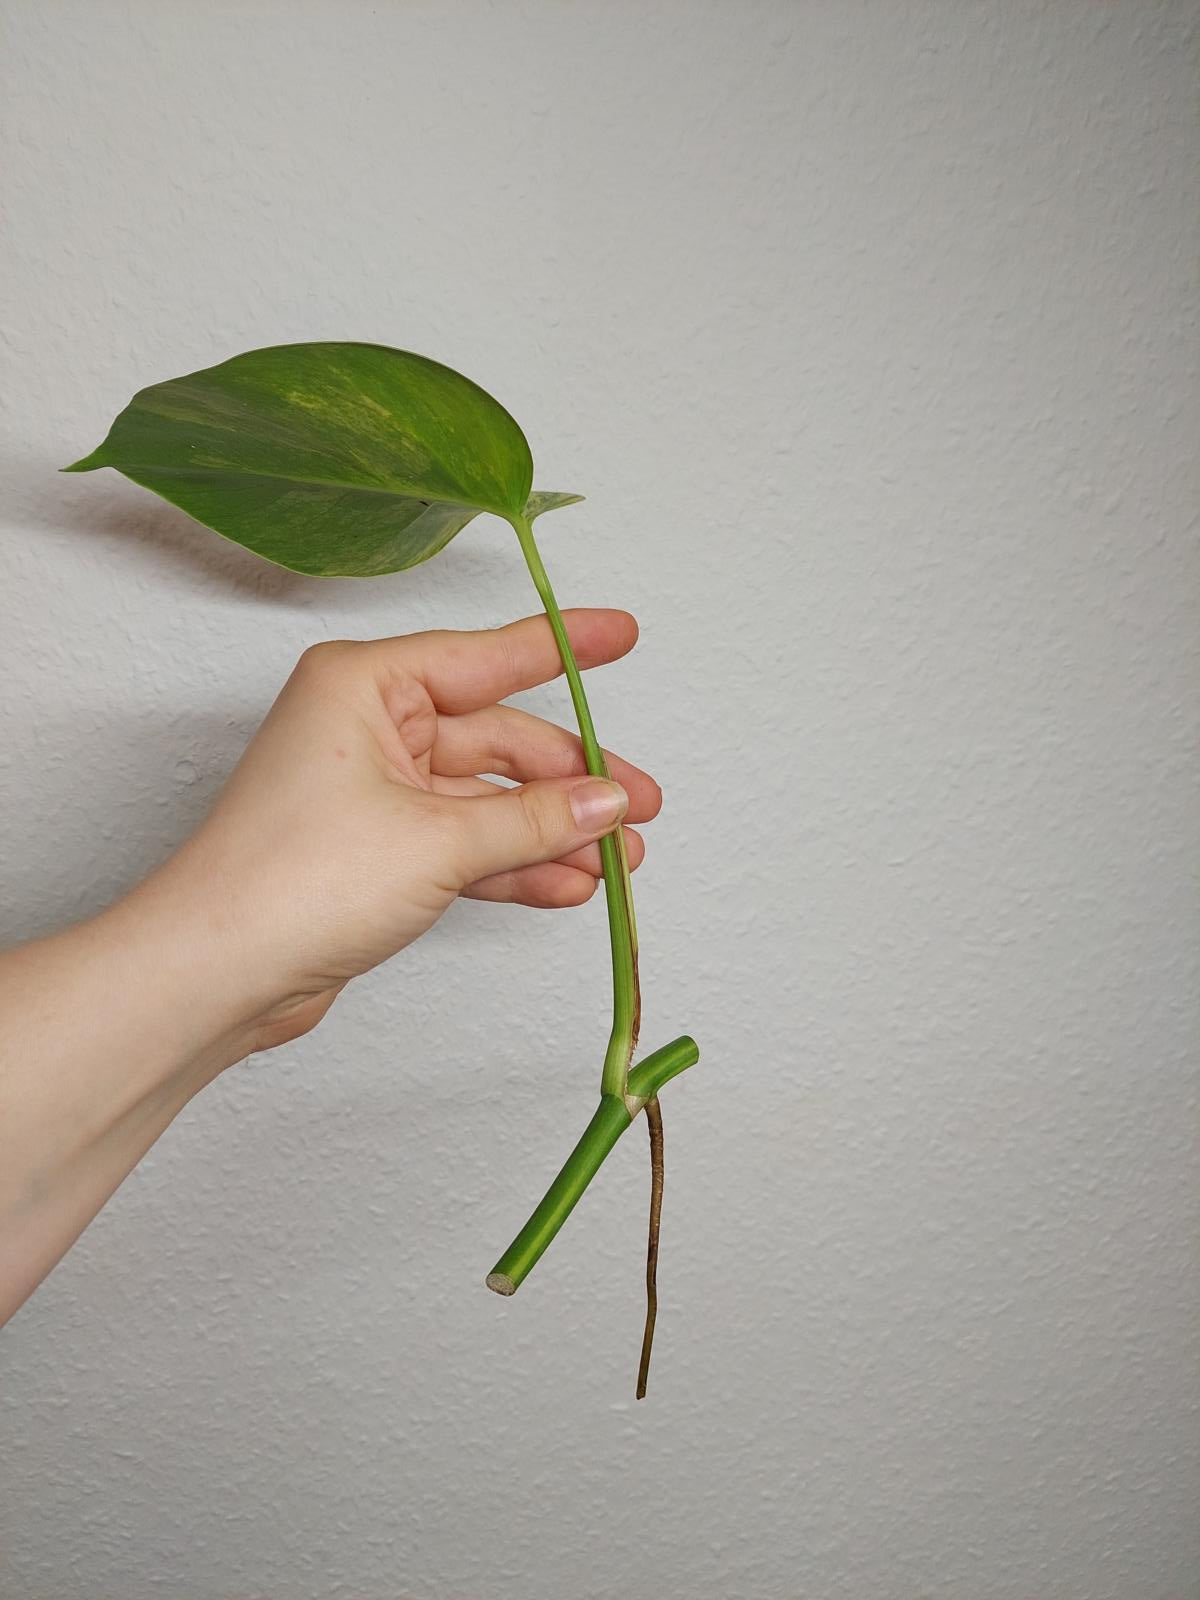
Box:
[66,341,698,1396]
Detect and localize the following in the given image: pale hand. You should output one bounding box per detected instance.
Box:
[155,606,659,1050]
[0,607,658,1323]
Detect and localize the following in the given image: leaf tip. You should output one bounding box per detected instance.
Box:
[60,450,105,473]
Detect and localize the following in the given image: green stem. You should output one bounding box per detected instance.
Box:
[486,1037,698,1295]
[510,513,640,1100]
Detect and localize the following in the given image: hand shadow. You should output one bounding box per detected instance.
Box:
[0,705,254,944]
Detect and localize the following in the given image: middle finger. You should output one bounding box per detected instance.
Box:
[431,704,663,824]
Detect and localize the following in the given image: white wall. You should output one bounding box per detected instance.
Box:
[2,3,1197,1595]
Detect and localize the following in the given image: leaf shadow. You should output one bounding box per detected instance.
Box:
[15,456,529,618]
[20,456,314,602]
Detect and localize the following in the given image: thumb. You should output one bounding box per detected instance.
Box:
[447,775,628,886]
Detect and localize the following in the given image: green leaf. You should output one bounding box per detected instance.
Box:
[63,342,543,578]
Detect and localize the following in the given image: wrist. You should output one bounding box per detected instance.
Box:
[100,863,269,1087]
[119,816,350,1069]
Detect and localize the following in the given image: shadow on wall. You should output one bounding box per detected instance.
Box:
[16,455,529,616]
[4,459,546,943]
[19,454,316,603]
[0,701,525,970]
[0,707,253,945]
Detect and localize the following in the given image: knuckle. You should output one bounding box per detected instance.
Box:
[422,790,468,852]
[557,730,586,776]
[536,720,582,777]
[412,794,474,891]
[296,639,355,678]
[517,787,563,857]
[490,626,525,689]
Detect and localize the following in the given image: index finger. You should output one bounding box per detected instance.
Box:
[385,609,640,714]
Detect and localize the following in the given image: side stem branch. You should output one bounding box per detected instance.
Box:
[487,1038,697,1295]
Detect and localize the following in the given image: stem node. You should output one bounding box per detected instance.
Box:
[486,1036,698,1295]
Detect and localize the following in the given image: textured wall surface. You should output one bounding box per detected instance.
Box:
[2,3,1197,1596]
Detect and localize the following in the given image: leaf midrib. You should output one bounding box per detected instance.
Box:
[94,459,508,518]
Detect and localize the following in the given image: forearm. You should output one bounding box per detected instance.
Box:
[0,878,255,1324]
[0,612,652,1326]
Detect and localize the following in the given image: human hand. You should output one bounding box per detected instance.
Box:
[140,609,660,1054]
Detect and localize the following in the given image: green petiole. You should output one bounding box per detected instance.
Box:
[510,512,640,1103]
[492,514,697,1394]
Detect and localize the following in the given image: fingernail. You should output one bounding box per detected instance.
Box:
[569,777,628,831]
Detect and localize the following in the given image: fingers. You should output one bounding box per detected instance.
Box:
[557,826,646,877]
[432,704,662,823]
[377,609,639,714]
[432,773,645,901]
[444,775,629,888]
[462,862,600,909]
[458,829,646,909]
[473,825,649,889]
